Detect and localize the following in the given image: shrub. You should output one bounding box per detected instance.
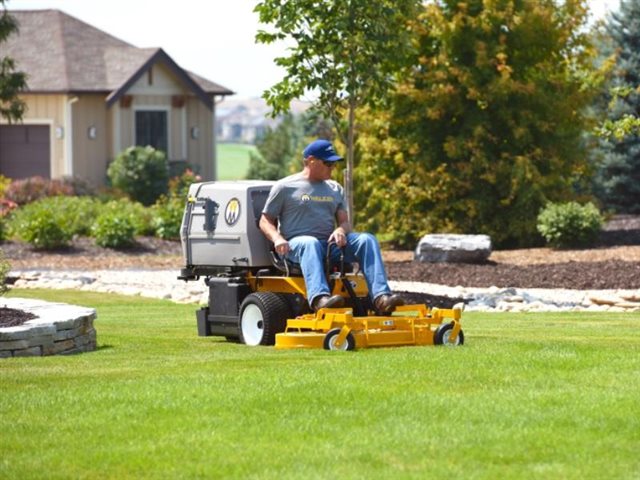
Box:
[0,175,11,198]
[9,200,73,249]
[94,198,155,236]
[107,146,169,206]
[168,168,201,198]
[152,195,184,240]
[0,248,10,296]
[92,205,136,248]
[537,201,603,248]
[2,176,87,205]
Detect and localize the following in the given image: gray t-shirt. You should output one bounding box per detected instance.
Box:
[262,172,346,240]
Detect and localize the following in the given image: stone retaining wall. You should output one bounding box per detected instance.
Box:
[0,298,97,358]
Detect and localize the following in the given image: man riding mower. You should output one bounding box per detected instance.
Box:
[178,180,464,351]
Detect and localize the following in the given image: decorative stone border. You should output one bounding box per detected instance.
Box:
[0,298,97,358]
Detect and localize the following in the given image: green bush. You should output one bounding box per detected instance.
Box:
[0,248,10,295]
[153,195,184,240]
[96,198,155,236]
[107,146,169,206]
[9,201,73,249]
[537,202,603,248]
[92,205,136,249]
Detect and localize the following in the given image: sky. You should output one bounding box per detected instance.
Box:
[6,0,622,100]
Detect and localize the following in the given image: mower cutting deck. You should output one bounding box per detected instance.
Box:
[275,304,464,350]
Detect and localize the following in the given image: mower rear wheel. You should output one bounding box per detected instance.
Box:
[239,292,292,346]
[323,328,356,351]
[434,322,464,346]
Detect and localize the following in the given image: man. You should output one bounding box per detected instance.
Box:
[259,139,404,313]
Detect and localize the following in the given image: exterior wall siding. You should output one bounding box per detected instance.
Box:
[71,94,109,185]
[186,97,214,180]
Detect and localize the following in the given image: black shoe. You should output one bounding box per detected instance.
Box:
[312,295,345,311]
[374,294,405,314]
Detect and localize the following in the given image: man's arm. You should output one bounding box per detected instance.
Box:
[259,213,290,256]
[328,208,351,247]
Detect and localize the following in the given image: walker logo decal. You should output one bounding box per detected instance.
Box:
[224,198,241,226]
[301,194,311,203]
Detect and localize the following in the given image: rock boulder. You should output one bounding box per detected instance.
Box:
[415,234,492,263]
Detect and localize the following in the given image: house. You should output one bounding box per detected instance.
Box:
[0,9,233,185]
[216,97,310,144]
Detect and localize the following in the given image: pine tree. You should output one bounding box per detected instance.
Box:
[594,0,640,213]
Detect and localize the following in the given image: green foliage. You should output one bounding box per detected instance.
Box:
[537,201,603,248]
[9,200,73,249]
[152,195,184,240]
[255,0,422,214]
[246,114,305,179]
[6,196,106,249]
[0,248,9,295]
[168,169,201,198]
[107,146,169,206]
[356,0,600,248]
[92,203,136,248]
[592,0,640,213]
[0,1,27,122]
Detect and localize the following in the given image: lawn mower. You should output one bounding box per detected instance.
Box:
[178,180,464,350]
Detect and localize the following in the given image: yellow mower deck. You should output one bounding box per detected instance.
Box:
[275,304,463,350]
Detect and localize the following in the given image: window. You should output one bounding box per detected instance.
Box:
[135,110,168,153]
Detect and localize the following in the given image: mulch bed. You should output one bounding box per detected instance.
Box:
[1,215,639,314]
[386,259,640,290]
[0,307,36,328]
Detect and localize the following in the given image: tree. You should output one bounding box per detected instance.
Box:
[593,0,640,213]
[246,114,305,180]
[0,0,27,122]
[356,0,600,248]
[254,0,421,218]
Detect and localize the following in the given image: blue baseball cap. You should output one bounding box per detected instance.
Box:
[303,139,343,162]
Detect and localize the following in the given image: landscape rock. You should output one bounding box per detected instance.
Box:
[415,234,492,263]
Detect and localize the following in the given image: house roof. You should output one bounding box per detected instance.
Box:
[5,9,234,108]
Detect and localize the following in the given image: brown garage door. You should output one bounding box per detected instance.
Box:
[0,125,51,179]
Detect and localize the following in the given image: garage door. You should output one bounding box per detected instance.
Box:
[0,125,51,179]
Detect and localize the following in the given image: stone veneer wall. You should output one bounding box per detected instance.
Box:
[0,298,97,358]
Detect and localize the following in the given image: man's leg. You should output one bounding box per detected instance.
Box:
[343,232,391,301]
[287,236,331,307]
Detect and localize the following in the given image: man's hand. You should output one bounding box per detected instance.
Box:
[328,227,347,247]
[274,237,290,256]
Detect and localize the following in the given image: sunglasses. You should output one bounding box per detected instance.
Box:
[321,160,336,168]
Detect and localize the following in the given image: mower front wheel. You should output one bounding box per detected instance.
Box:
[239,292,291,346]
[323,328,356,351]
[434,322,464,346]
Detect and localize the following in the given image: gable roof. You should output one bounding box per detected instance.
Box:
[5,9,234,108]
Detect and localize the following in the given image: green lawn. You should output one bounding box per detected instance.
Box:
[2,288,639,479]
[217,143,256,180]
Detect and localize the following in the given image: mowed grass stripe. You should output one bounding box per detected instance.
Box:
[1,289,639,479]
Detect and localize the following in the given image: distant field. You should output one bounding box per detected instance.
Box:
[217,143,256,180]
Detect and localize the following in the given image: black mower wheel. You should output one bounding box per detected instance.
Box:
[434,322,464,346]
[239,292,292,346]
[323,328,356,351]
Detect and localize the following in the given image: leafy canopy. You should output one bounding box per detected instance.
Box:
[356,0,600,248]
[0,0,27,122]
[254,0,421,217]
